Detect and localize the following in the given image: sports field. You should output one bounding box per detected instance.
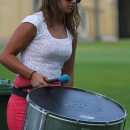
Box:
[0,39,130,129]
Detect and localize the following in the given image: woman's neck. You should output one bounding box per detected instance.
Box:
[42,11,65,27]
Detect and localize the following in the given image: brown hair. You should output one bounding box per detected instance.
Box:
[38,0,81,36]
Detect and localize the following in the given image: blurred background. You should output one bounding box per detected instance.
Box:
[1,0,130,41]
[0,0,130,130]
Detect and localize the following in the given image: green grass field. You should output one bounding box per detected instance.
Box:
[0,39,130,129]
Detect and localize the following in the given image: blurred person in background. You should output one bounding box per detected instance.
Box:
[0,0,81,130]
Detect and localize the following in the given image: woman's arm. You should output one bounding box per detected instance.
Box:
[0,23,36,78]
[0,23,49,87]
[61,33,78,87]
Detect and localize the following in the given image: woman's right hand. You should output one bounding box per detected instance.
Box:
[30,72,52,88]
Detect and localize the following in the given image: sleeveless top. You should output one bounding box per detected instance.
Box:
[20,11,73,79]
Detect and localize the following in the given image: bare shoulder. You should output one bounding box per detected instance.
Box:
[14,22,37,38]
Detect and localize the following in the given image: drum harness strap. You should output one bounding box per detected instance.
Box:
[12,87,28,98]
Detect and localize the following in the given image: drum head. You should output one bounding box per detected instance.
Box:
[28,87,126,123]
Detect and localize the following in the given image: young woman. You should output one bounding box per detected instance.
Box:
[0,0,81,129]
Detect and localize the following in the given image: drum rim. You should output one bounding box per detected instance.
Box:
[27,86,127,125]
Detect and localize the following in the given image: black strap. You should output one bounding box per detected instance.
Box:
[12,87,28,98]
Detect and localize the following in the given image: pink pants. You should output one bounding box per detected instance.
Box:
[7,76,61,130]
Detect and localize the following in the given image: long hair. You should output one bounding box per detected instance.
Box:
[38,0,81,36]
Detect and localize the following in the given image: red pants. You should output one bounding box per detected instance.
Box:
[7,76,61,130]
[7,94,27,130]
[7,76,30,130]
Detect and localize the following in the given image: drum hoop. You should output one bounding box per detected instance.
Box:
[26,86,127,125]
[27,95,49,114]
[78,117,127,126]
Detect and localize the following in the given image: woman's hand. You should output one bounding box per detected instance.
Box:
[30,72,52,88]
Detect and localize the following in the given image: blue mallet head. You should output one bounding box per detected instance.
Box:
[58,74,70,83]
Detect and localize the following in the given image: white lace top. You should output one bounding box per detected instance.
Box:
[20,11,73,79]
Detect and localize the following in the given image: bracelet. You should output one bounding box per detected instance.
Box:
[30,71,36,80]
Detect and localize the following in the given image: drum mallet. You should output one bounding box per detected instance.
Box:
[18,74,70,89]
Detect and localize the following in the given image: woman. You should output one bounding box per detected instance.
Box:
[0,0,81,129]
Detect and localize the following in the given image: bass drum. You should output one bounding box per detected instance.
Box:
[23,86,126,130]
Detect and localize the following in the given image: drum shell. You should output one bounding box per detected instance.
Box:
[23,96,126,130]
[23,101,47,130]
